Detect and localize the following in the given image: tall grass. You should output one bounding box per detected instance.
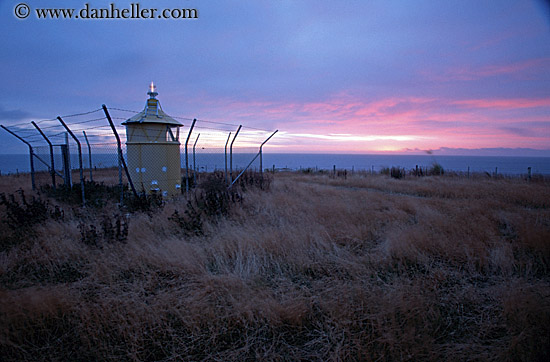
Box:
[0,171,549,361]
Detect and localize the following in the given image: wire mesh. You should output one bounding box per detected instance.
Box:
[1,106,278,193]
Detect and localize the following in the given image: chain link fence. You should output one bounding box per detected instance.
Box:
[1,106,278,203]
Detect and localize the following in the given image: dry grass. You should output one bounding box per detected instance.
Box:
[0,171,549,361]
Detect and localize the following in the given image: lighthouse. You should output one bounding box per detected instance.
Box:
[123,83,182,196]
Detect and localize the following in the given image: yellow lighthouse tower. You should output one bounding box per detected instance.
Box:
[123,83,182,196]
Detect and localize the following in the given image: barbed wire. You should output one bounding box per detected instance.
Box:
[33,118,60,125]
[63,116,107,126]
[170,115,195,121]
[3,106,279,169]
[107,107,139,114]
[194,125,234,133]
[70,124,112,132]
[107,106,272,133]
[4,126,36,134]
[60,108,103,118]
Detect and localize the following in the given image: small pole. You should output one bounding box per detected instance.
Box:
[224,132,231,184]
[371,165,374,175]
[528,167,532,181]
[333,165,336,177]
[184,119,196,197]
[184,119,197,195]
[102,105,137,198]
[61,134,71,186]
[467,166,470,179]
[260,149,263,175]
[1,125,35,190]
[495,167,498,177]
[193,133,200,186]
[57,116,86,206]
[83,131,93,182]
[65,133,71,185]
[230,131,278,188]
[229,125,242,183]
[32,121,56,190]
[229,151,259,188]
[259,130,278,179]
[116,146,123,202]
[30,147,35,190]
[415,165,418,176]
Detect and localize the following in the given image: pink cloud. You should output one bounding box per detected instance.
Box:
[452,98,550,109]
[436,58,550,81]
[175,92,550,153]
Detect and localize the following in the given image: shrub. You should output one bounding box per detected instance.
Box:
[430,163,445,176]
[232,170,272,191]
[79,214,129,248]
[170,172,251,236]
[390,167,405,179]
[40,181,122,208]
[181,175,196,192]
[123,192,164,214]
[169,206,203,236]
[0,190,64,251]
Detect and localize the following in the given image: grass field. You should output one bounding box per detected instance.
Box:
[0,171,549,361]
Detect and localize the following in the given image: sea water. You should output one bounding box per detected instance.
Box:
[1,153,549,175]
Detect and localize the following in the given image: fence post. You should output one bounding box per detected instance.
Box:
[102,105,138,199]
[259,130,278,179]
[83,131,93,182]
[230,130,278,188]
[224,132,231,184]
[31,121,56,190]
[0,125,36,190]
[193,133,200,186]
[29,147,35,190]
[229,125,242,183]
[61,133,71,186]
[117,145,122,202]
[184,119,197,197]
[229,151,259,188]
[57,116,86,206]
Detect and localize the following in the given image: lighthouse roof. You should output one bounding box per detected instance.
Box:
[123,84,182,126]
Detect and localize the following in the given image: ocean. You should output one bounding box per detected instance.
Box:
[1,153,549,176]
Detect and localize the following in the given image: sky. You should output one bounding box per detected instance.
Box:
[0,0,549,155]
